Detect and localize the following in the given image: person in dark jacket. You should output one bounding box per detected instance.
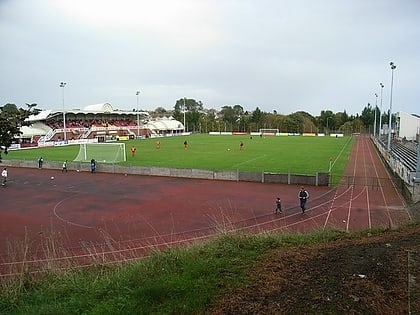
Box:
[90,159,96,173]
[298,187,309,213]
[275,197,282,214]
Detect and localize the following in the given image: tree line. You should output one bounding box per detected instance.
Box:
[160,99,391,136]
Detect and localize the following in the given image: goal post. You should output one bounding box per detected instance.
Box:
[259,128,279,136]
[74,143,126,163]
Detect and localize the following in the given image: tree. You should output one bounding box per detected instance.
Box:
[287,111,317,134]
[339,118,365,135]
[200,109,217,133]
[232,105,245,131]
[334,111,350,130]
[173,98,204,132]
[339,121,353,136]
[232,104,244,117]
[318,110,334,133]
[0,103,40,150]
[251,107,264,129]
[361,103,374,133]
[220,106,236,127]
[283,115,301,133]
[153,107,169,117]
[261,112,283,131]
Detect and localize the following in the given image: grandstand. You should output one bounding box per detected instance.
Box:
[375,111,419,185]
[20,103,185,147]
[377,134,418,184]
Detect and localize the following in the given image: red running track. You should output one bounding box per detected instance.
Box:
[0,136,411,276]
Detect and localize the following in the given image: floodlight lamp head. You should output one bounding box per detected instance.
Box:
[380,83,384,88]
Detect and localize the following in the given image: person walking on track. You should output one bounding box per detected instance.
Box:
[1,167,8,186]
[38,157,44,169]
[298,187,309,213]
[62,160,68,172]
[275,197,282,214]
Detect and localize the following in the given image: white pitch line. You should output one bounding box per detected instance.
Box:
[53,194,93,229]
[232,154,267,168]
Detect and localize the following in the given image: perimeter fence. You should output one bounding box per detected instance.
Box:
[338,175,395,190]
[1,159,331,186]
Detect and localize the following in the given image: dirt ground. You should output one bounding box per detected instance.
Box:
[208,204,420,315]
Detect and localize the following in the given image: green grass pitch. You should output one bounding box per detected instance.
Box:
[5,134,353,180]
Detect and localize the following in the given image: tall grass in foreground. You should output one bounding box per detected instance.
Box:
[0,225,409,315]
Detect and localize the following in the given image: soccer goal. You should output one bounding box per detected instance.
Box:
[259,128,279,136]
[74,143,126,163]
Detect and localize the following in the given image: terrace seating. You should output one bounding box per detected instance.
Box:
[45,119,141,130]
[375,135,417,172]
[390,141,417,172]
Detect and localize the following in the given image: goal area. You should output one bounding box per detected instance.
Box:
[74,143,126,163]
[259,128,279,136]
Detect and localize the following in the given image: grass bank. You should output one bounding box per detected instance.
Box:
[0,226,394,315]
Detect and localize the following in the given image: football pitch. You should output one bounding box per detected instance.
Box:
[6,134,354,180]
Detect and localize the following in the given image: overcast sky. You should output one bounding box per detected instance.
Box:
[1,0,419,116]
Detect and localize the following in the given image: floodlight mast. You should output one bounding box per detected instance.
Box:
[387,62,396,152]
[379,82,384,138]
[182,97,187,132]
[136,91,140,138]
[374,93,378,138]
[59,82,67,141]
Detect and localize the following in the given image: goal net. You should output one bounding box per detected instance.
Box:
[259,128,279,136]
[74,143,126,163]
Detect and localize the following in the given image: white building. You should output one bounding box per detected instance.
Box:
[396,112,420,141]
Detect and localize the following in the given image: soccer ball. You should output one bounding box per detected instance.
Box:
[50,176,54,180]
[76,169,80,172]
[227,148,231,151]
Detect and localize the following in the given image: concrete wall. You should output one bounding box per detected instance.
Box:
[0,159,330,186]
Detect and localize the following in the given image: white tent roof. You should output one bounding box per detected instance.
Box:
[146,119,184,130]
[83,103,113,112]
[20,124,52,137]
[27,109,52,122]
